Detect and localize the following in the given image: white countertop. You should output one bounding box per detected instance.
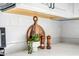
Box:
[6,43,79,56]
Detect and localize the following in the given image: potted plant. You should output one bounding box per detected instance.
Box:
[31,34,40,52]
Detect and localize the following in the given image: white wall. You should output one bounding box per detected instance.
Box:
[0,12,61,54]
[61,20,79,44]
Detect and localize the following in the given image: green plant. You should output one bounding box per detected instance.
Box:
[32,34,40,42]
[28,41,33,54]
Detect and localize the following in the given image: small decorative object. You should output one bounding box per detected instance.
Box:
[40,35,45,49]
[27,16,45,42]
[46,35,51,49]
[26,16,45,54]
[27,40,33,54]
[32,34,40,52]
[32,41,40,52]
[32,34,40,42]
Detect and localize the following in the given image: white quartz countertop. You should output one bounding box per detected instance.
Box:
[6,43,79,56]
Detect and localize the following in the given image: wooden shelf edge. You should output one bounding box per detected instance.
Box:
[4,8,64,20]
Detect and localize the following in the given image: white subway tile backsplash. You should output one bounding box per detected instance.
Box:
[0,13,61,54]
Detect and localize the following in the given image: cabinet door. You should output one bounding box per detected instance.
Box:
[74,3,79,17]
[55,3,68,10]
[50,3,73,18]
[55,3,74,13]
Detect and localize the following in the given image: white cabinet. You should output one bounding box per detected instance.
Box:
[55,3,73,13]
[49,3,73,18]
[74,3,79,17]
[55,3,68,11]
[16,3,73,18]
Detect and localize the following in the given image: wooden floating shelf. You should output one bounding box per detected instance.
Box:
[5,8,64,20]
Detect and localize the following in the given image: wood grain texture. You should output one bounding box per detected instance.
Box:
[5,8,64,20]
